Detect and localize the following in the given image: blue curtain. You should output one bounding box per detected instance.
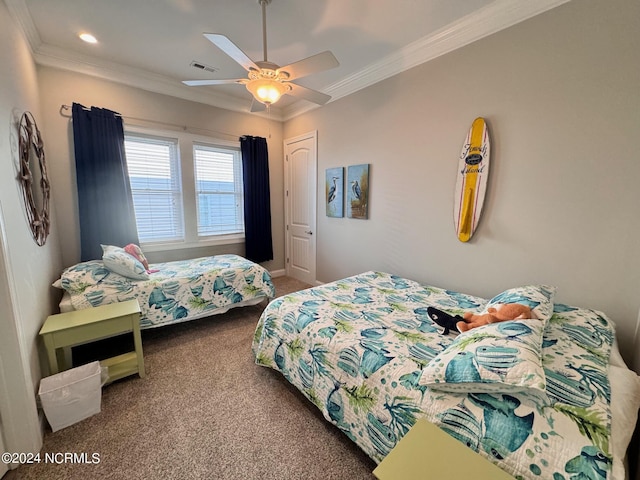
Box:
[240,136,273,263]
[72,103,139,261]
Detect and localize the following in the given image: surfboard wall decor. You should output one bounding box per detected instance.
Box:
[454,117,490,242]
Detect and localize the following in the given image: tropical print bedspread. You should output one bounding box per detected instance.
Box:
[59,254,275,329]
[252,271,613,479]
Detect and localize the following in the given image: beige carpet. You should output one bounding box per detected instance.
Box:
[9,277,376,480]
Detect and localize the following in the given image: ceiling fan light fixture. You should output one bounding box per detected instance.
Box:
[246,78,288,105]
[78,32,97,44]
[183,0,338,109]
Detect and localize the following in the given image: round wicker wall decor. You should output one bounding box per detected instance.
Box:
[18,112,50,246]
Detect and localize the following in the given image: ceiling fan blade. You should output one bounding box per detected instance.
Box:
[182,79,244,86]
[278,51,339,81]
[250,99,267,113]
[203,33,259,72]
[287,83,331,105]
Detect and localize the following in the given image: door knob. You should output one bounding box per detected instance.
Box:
[305,230,313,235]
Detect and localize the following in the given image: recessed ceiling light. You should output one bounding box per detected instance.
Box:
[79,33,97,44]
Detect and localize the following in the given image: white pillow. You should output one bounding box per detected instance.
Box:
[609,339,627,368]
[609,365,640,480]
[101,244,149,280]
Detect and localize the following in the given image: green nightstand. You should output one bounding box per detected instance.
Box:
[373,418,514,479]
[39,300,145,384]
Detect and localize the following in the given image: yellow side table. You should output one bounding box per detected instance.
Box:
[373,418,514,479]
[39,300,145,384]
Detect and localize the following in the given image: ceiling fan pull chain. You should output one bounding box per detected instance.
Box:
[267,104,272,138]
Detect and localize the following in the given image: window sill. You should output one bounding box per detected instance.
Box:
[141,235,244,253]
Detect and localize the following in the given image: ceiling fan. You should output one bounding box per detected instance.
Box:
[183,0,339,111]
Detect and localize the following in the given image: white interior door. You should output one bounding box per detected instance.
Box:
[284,132,317,285]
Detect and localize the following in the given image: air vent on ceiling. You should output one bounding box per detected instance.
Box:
[190,61,217,73]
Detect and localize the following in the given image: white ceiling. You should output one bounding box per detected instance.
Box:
[7,0,569,120]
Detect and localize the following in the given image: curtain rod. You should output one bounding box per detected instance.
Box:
[59,104,243,140]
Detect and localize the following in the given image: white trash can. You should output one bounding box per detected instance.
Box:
[38,361,102,432]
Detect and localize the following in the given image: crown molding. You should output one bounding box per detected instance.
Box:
[333,0,572,100]
[32,43,283,118]
[4,0,41,53]
[8,0,570,121]
[282,0,571,120]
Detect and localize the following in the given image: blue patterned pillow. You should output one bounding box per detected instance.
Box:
[483,285,556,322]
[101,244,149,280]
[58,260,110,293]
[419,319,549,405]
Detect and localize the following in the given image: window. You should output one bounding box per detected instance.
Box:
[194,144,244,236]
[124,130,244,250]
[124,135,184,243]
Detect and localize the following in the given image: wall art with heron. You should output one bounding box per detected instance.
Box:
[347,164,369,219]
[325,167,344,218]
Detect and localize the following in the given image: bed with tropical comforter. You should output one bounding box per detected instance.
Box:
[252,271,640,480]
[55,254,275,329]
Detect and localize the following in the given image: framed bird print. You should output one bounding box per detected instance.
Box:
[347,164,369,219]
[325,167,344,217]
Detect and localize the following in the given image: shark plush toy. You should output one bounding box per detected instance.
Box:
[427,303,536,335]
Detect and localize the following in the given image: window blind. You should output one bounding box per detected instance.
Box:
[124,136,184,242]
[194,144,244,236]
